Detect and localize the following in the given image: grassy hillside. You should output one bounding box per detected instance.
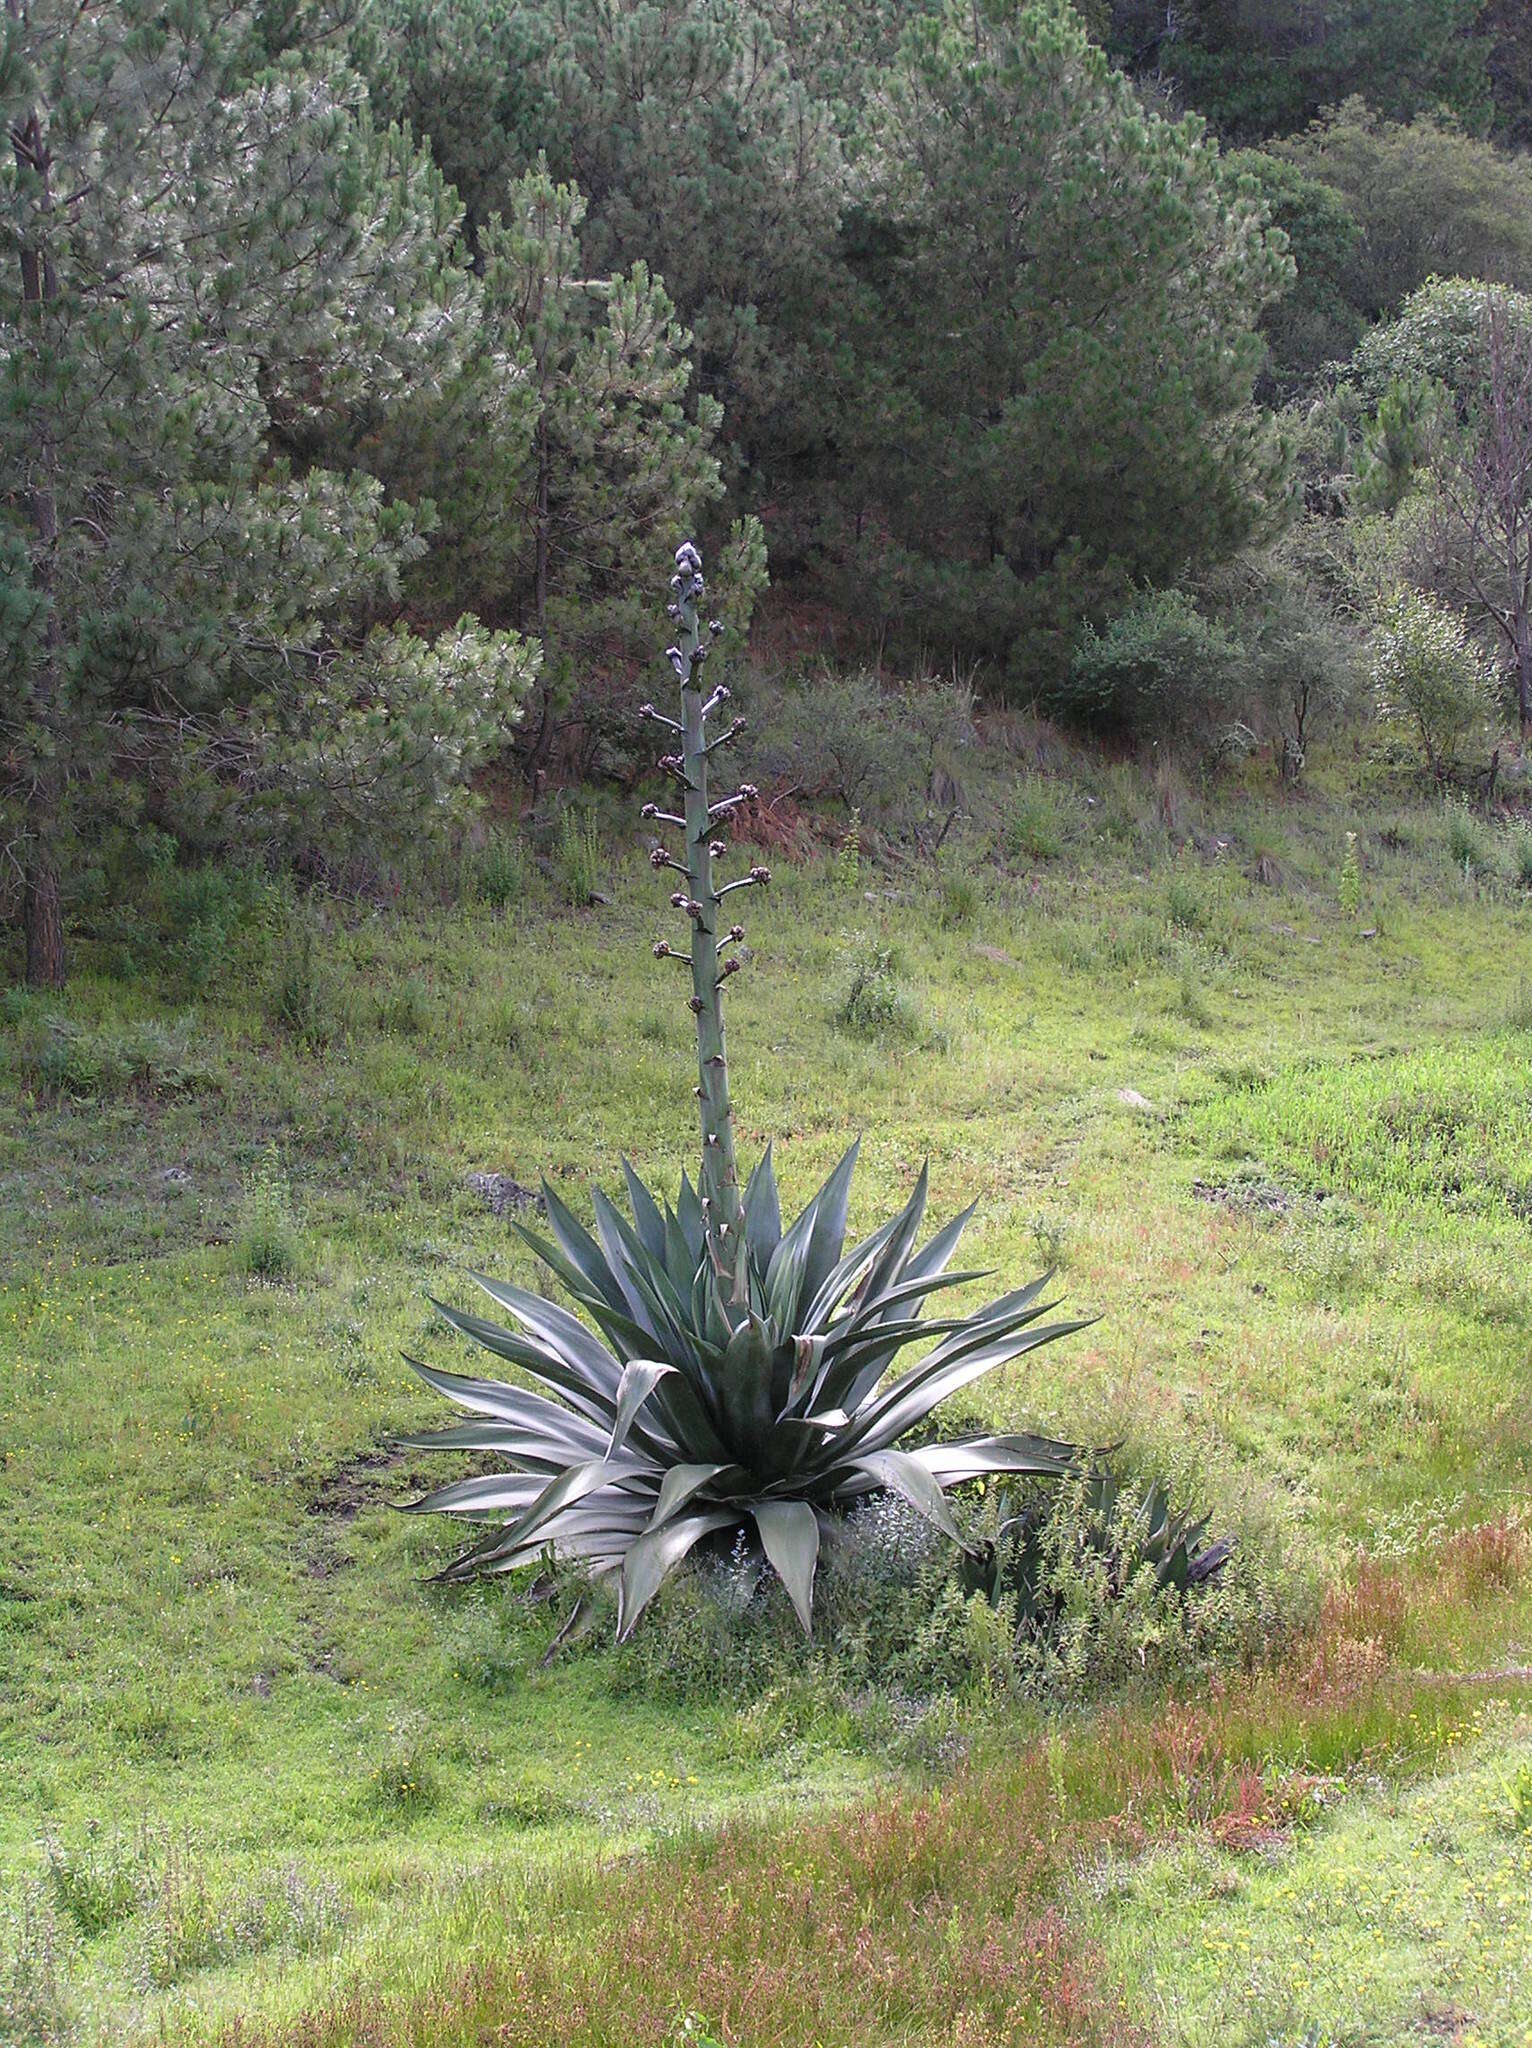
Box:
[4,754,1532,2046]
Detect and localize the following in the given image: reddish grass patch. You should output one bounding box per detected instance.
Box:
[224,1536,1532,2048]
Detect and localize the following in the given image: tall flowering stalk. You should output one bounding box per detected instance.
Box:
[641,541,768,1285]
[401,542,1086,1638]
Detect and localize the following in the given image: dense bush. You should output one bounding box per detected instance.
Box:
[1060,591,1242,744]
[1370,587,1500,778]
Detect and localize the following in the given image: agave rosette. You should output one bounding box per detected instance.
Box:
[402,1142,1087,1636]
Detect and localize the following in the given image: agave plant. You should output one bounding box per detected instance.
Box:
[403,542,1089,1636]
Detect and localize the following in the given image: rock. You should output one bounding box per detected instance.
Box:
[1117,1088,1154,1111]
[466,1172,543,1217]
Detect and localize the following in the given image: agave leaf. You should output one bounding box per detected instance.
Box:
[536,1182,635,1318]
[845,1448,966,1544]
[798,1210,904,1334]
[395,1434,591,1476]
[799,1140,861,1315]
[468,1274,627,1395]
[405,1357,611,1447]
[676,1171,706,1265]
[846,1318,1097,1453]
[589,1190,656,1313]
[841,1263,991,1337]
[910,1432,1079,1483]
[607,1360,676,1456]
[743,1143,782,1262]
[508,1223,661,1362]
[763,1219,811,1338]
[621,1160,668,1264]
[650,1460,736,1528]
[716,1312,777,1457]
[430,1298,614,1425]
[401,1470,597,1518]
[617,1510,734,1639]
[898,1199,979,1291]
[503,1456,630,1552]
[753,1499,820,1634]
[847,1162,929,1317]
[786,1332,826,1409]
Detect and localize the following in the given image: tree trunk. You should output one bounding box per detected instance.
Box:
[10,14,67,986]
[523,418,554,780]
[1516,607,1532,734]
[23,856,65,990]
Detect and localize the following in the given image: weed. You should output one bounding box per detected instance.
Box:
[836,936,918,1037]
[833,808,862,890]
[1511,824,1532,890]
[5,1010,214,1100]
[364,1721,441,1815]
[1174,952,1214,1029]
[1337,831,1361,917]
[936,863,981,927]
[474,833,528,911]
[1028,1213,1073,1268]
[554,809,605,907]
[44,1826,142,1937]
[133,1839,344,1989]
[0,1886,71,2047]
[376,975,431,1038]
[235,1146,301,1282]
[266,917,333,1046]
[1502,1760,1532,1835]
[1164,870,1210,934]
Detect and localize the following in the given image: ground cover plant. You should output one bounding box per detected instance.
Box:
[4,731,1532,2043]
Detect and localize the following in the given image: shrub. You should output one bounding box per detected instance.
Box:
[1370,588,1499,779]
[837,937,919,1038]
[1443,800,1496,879]
[1245,572,1362,780]
[1060,590,1240,743]
[608,1467,1282,1712]
[1002,776,1073,861]
[742,669,973,830]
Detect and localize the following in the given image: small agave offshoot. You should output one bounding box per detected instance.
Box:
[401,542,1090,1637]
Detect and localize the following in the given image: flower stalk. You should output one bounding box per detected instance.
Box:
[644,542,766,1281]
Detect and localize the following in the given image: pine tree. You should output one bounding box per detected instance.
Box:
[840,0,1292,687]
[376,158,726,774]
[0,0,534,984]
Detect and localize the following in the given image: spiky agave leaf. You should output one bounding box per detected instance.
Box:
[403,1145,1088,1636]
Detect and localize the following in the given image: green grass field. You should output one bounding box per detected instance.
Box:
[4,758,1532,2046]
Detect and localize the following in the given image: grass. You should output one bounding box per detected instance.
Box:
[3,749,1532,2042]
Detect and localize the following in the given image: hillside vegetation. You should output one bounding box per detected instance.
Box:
[4,744,1531,2045]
